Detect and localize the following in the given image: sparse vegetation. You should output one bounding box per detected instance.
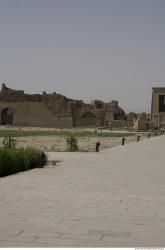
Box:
[2,134,16,148]
[0,128,142,153]
[0,129,134,138]
[91,99,104,108]
[66,136,79,152]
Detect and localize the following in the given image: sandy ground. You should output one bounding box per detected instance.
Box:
[0,125,148,151]
[0,134,142,152]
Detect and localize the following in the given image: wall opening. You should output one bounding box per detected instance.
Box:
[1,108,13,125]
[80,112,96,126]
[159,95,165,112]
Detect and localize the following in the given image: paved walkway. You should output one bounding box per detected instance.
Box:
[0,135,165,247]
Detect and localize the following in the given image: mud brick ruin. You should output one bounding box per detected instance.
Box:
[0,83,163,130]
[0,83,130,128]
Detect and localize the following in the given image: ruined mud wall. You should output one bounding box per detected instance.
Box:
[72,102,98,127]
[0,84,41,102]
[0,102,73,127]
[0,85,73,127]
[0,84,127,128]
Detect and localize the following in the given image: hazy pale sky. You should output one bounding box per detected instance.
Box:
[0,0,165,113]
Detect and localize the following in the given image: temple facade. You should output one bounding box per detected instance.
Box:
[151,87,165,128]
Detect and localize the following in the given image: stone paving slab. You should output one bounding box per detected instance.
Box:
[0,135,165,247]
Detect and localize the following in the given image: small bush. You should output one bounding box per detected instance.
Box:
[0,147,47,177]
[91,99,104,108]
[2,135,16,148]
[66,136,79,152]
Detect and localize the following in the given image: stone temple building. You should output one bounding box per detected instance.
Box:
[0,84,127,128]
[151,87,165,129]
[134,87,165,131]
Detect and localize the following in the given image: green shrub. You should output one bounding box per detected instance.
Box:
[2,135,16,148]
[0,147,47,177]
[66,136,79,152]
[91,99,104,108]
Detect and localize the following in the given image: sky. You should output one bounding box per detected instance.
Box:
[0,0,165,113]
